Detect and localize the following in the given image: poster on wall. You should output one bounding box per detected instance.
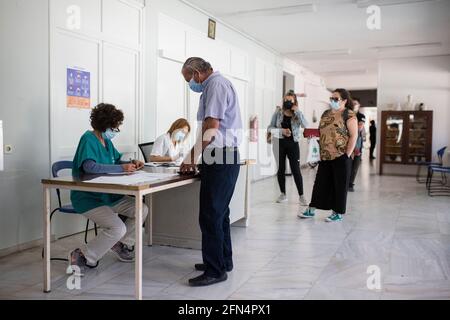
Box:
[67,67,90,109]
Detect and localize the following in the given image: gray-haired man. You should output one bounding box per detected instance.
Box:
[180,57,242,286]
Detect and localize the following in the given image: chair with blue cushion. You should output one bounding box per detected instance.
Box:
[426,165,450,197]
[41,161,98,262]
[416,146,447,183]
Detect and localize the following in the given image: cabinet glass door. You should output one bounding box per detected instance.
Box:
[407,113,428,163]
[384,115,404,163]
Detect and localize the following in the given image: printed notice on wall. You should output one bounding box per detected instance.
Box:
[67,67,90,109]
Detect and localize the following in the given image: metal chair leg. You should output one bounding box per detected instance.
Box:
[42,208,69,262]
[428,170,434,196]
[416,164,423,183]
[426,167,432,190]
[49,208,59,222]
[84,219,90,244]
[84,220,98,244]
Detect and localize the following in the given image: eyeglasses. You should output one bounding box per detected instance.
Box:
[329,97,341,102]
[111,128,120,133]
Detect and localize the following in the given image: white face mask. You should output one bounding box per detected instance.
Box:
[102,128,118,140]
[174,130,186,142]
[330,100,341,110]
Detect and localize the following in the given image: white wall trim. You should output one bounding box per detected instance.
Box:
[178,0,280,56]
[119,0,145,10]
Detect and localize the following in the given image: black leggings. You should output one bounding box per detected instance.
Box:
[349,155,362,187]
[310,154,352,214]
[274,138,304,196]
[370,140,376,159]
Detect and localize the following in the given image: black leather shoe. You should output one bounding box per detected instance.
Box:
[188,273,228,287]
[195,263,233,272]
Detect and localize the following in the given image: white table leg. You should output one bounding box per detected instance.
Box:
[43,186,51,293]
[135,192,143,300]
[144,194,153,246]
[244,164,250,227]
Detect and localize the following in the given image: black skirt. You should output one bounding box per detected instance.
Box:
[309,154,352,214]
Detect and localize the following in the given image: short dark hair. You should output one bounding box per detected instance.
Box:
[90,103,124,132]
[333,88,354,111]
[357,113,366,123]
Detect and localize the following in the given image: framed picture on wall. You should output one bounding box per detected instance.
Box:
[208,19,216,39]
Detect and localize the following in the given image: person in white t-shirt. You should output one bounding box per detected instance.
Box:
[150,118,191,163]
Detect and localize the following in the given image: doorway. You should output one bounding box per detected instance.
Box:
[283,71,295,97]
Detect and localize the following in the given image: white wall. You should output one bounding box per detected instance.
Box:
[323,72,378,91]
[48,0,145,238]
[141,3,330,181]
[143,0,286,181]
[0,0,50,251]
[377,55,450,175]
[0,0,330,253]
[0,0,145,252]
[282,59,330,165]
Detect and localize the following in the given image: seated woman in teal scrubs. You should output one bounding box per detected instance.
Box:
[68,103,148,275]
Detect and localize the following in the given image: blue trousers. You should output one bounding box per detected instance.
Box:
[199,148,240,277]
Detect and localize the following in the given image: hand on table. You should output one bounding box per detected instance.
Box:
[180,159,197,174]
[122,163,137,173]
[132,160,145,170]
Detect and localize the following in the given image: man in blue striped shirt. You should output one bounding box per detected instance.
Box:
[180,57,242,286]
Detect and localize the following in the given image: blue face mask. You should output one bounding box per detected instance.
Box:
[102,128,118,140]
[189,79,203,93]
[174,130,186,142]
[330,100,341,110]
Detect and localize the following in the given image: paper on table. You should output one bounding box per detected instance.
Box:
[84,171,179,185]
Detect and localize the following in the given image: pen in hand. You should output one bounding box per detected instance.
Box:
[130,158,144,170]
[119,158,137,173]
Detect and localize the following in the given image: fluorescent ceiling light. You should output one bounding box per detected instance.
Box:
[356,0,440,8]
[287,48,352,56]
[370,42,442,52]
[321,69,368,76]
[219,4,317,18]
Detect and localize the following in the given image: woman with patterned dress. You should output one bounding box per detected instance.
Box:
[298,88,358,222]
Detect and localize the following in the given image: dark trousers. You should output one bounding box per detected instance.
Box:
[274,138,304,196]
[310,154,352,214]
[349,155,362,188]
[370,140,376,159]
[199,148,240,278]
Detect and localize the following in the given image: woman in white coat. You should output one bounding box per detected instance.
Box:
[150,118,191,163]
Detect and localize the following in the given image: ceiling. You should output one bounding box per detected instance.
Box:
[186,0,450,77]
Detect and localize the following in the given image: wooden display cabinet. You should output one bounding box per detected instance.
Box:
[380,111,433,175]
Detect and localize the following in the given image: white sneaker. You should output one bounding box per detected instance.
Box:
[276,194,288,203]
[299,195,308,206]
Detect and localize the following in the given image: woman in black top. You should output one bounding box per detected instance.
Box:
[268,91,309,206]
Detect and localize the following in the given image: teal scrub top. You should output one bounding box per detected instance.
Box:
[70,131,124,214]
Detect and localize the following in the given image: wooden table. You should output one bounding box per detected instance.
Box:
[41,162,253,300]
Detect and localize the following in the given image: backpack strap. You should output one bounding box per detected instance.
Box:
[343,108,349,123]
[342,108,350,133]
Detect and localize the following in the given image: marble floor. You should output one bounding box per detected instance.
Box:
[0,155,449,300]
